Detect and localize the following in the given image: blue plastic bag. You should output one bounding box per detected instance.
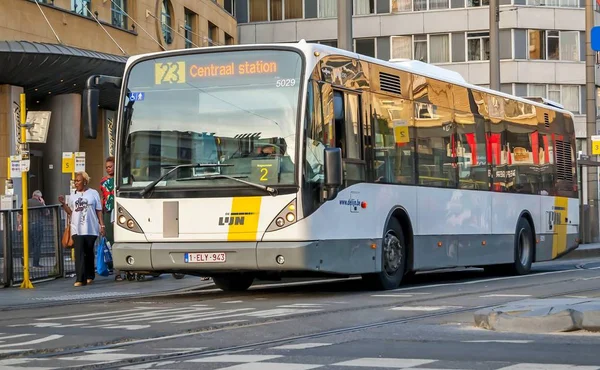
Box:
[96,237,111,277]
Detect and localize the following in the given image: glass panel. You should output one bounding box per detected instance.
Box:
[72,0,91,16]
[285,0,303,18]
[547,33,559,60]
[161,0,173,44]
[391,36,412,59]
[271,0,283,20]
[250,0,268,21]
[416,104,456,188]
[354,0,375,14]
[456,113,489,190]
[120,50,303,189]
[344,94,361,160]
[355,39,376,58]
[468,38,481,61]
[528,30,545,60]
[414,36,428,62]
[561,85,579,113]
[529,84,546,98]
[392,0,412,11]
[548,84,560,103]
[469,0,490,6]
[505,115,539,194]
[319,0,338,17]
[111,0,127,29]
[373,95,415,184]
[414,0,427,10]
[430,35,450,63]
[559,31,579,61]
[430,0,449,9]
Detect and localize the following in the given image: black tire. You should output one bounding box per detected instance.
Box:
[212,274,254,292]
[172,273,185,280]
[362,218,407,290]
[485,217,534,276]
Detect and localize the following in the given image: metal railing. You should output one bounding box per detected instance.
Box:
[0,205,77,287]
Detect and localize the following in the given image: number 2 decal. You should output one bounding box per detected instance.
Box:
[260,167,269,181]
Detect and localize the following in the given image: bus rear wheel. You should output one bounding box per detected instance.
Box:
[485,217,534,276]
[212,274,254,292]
[363,218,406,290]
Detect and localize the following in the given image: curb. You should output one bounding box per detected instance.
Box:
[474,300,600,333]
[557,246,600,261]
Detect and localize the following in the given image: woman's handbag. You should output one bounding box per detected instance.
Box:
[62,216,73,248]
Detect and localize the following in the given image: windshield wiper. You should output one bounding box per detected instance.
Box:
[177,174,278,196]
[139,163,233,197]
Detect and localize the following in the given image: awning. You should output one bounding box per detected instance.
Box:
[0,41,127,110]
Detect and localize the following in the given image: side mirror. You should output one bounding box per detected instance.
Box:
[323,147,343,199]
[82,86,99,139]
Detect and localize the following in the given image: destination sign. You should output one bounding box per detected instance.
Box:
[154,60,280,85]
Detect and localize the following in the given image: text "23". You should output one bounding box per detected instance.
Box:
[155,62,186,85]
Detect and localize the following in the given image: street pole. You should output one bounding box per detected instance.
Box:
[585,0,598,242]
[19,93,33,289]
[337,0,352,52]
[489,0,500,91]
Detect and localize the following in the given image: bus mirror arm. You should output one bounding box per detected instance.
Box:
[82,75,123,139]
[323,148,343,201]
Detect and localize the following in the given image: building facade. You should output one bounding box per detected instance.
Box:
[0,0,237,206]
[233,0,600,238]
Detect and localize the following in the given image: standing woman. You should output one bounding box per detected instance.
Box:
[58,172,105,287]
[100,156,120,280]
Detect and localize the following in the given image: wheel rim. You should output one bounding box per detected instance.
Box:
[383,230,403,276]
[518,228,532,267]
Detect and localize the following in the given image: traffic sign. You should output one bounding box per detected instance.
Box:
[592,27,600,52]
[592,135,600,155]
[62,152,74,173]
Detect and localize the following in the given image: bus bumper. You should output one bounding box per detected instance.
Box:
[112,239,377,274]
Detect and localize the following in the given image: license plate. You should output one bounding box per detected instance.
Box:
[184,252,226,263]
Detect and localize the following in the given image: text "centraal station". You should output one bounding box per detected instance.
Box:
[189,60,278,78]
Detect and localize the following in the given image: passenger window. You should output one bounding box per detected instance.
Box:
[372,95,415,184]
[505,120,538,194]
[415,104,456,188]
[538,132,555,195]
[455,113,489,190]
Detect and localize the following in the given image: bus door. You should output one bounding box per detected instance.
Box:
[332,90,366,187]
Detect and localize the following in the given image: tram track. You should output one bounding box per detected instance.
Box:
[1,263,595,367]
[65,284,600,370]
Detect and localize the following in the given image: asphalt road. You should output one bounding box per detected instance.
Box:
[1,257,600,370]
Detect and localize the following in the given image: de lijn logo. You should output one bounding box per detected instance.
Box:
[339,195,366,213]
[218,212,255,226]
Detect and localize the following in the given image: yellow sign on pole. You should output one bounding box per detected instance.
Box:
[592,135,600,155]
[393,120,410,144]
[62,152,74,173]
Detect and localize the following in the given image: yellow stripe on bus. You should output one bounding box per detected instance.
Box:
[551,196,569,258]
[227,197,262,242]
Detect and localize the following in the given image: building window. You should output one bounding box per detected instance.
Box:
[354,0,375,14]
[355,38,376,58]
[111,0,127,29]
[413,0,449,11]
[528,30,579,61]
[414,35,428,62]
[430,34,450,63]
[526,0,579,7]
[161,0,173,45]
[467,32,490,61]
[249,0,302,21]
[72,0,91,16]
[391,0,411,11]
[468,0,489,6]
[184,9,197,48]
[317,40,338,47]
[319,0,337,18]
[224,0,235,15]
[225,33,235,45]
[208,22,218,46]
[528,84,581,113]
[391,36,412,59]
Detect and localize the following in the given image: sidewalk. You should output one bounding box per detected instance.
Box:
[0,273,214,311]
[559,242,600,260]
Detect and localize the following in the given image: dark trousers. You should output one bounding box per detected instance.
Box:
[73,235,97,284]
[20,222,42,267]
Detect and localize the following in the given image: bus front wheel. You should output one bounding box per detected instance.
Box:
[363,218,407,290]
[212,274,254,292]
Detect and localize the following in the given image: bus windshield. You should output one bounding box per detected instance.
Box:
[118,49,303,191]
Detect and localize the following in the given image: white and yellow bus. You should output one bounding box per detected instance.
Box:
[82,41,580,291]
